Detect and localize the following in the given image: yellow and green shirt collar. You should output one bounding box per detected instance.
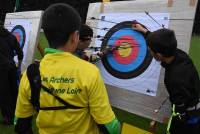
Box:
[45,48,64,54]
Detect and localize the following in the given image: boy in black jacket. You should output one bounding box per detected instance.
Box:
[133,24,200,134]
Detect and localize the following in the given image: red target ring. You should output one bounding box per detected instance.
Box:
[113,36,139,65]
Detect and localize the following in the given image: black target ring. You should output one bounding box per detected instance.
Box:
[11,25,26,49]
[101,21,153,79]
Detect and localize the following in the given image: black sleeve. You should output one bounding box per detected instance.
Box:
[12,35,24,61]
[169,81,190,113]
[168,68,194,113]
[15,116,33,134]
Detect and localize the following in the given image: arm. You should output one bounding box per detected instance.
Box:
[168,63,199,113]
[132,23,151,38]
[15,72,35,134]
[88,69,121,134]
[168,78,192,113]
[98,118,121,134]
[105,118,121,134]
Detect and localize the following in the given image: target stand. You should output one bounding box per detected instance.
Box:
[87,0,197,124]
[5,11,43,72]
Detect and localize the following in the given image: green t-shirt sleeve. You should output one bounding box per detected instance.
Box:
[105,118,121,134]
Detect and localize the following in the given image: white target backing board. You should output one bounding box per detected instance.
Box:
[87,0,197,123]
[95,13,169,96]
[4,11,42,72]
[5,19,31,66]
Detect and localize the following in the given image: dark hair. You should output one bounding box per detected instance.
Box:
[42,3,81,48]
[79,24,93,41]
[147,28,177,57]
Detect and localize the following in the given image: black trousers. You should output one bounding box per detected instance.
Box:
[170,110,200,134]
[0,66,18,124]
[15,116,33,134]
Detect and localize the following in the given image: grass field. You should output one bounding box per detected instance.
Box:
[0,33,199,134]
[189,35,200,75]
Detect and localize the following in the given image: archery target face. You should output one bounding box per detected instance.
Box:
[5,19,32,68]
[92,13,169,96]
[11,25,26,49]
[101,21,153,79]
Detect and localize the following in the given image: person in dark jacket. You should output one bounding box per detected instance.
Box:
[74,24,111,63]
[133,24,200,134]
[0,21,23,125]
[75,24,93,61]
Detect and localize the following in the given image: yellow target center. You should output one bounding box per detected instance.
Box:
[118,42,132,57]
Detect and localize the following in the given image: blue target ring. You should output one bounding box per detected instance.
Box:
[11,25,26,49]
[107,28,147,72]
[101,21,153,79]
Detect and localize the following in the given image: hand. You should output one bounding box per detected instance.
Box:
[81,54,89,61]
[97,47,113,58]
[89,54,98,62]
[132,23,148,34]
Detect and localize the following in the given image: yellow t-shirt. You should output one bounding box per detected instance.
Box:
[15,49,115,134]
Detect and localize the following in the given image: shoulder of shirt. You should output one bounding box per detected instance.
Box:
[175,49,193,67]
[42,53,100,73]
[74,56,99,72]
[169,49,194,77]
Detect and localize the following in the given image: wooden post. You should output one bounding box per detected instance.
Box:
[100,0,110,13]
[37,42,45,57]
[103,0,110,3]
[189,0,196,7]
[149,120,157,134]
[168,0,173,7]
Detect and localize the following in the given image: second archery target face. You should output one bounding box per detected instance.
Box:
[101,21,153,79]
[93,13,169,96]
[4,11,42,73]
[11,25,26,49]
[5,19,32,68]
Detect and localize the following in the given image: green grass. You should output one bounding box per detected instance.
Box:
[1,33,199,134]
[113,108,167,134]
[34,33,49,60]
[189,35,200,76]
